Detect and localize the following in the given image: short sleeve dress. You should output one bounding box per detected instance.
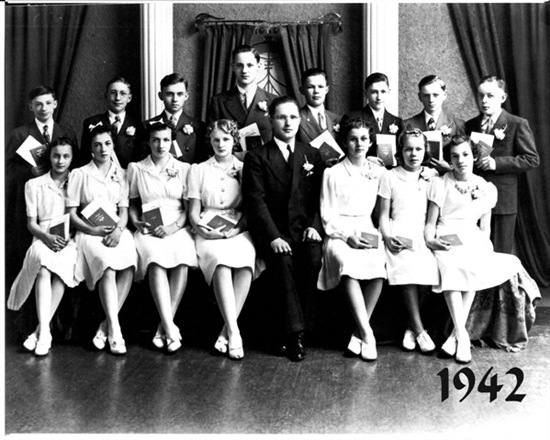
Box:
[317,158,387,291]
[427,172,521,293]
[66,161,138,290]
[378,166,439,286]
[187,156,263,285]
[8,172,78,311]
[127,155,198,281]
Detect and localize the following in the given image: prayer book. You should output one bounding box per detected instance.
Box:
[309,130,344,162]
[81,200,120,228]
[48,214,70,240]
[375,134,397,167]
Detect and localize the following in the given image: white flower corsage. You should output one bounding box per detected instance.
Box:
[164,167,178,180]
[258,100,268,113]
[110,167,122,183]
[89,121,103,131]
[125,126,136,136]
[182,124,194,135]
[227,164,242,184]
[388,123,398,134]
[440,124,452,137]
[302,156,314,176]
[471,186,484,200]
[493,124,507,141]
[332,123,340,133]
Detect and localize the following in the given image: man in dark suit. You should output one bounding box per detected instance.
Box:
[465,75,539,254]
[5,85,78,287]
[207,45,277,151]
[144,73,206,164]
[79,77,143,168]
[404,75,466,173]
[242,97,324,362]
[297,67,340,146]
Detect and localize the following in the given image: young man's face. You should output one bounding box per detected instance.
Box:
[232,51,260,88]
[418,82,447,115]
[271,102,301,143]
[106,81,132,114]
[365,81,389,112]
[300,74,329,108]
[477,81,507,117]
[158,82,188,115]
[29,93,57,123]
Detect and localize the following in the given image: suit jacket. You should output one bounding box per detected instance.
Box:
[242,139,324,254]
[79,112,143,168]
[297,105,340,145]
[339,106,404,155]
[403,110,465,145]
[143,110,206,164]
[465,109,539,215]
[207,86,277,144]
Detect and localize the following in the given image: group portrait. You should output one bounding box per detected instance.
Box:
[3,1,550,439]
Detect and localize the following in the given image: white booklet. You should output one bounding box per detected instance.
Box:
[81,199,120,228]
[309,130,344,162]
[238,123,262,152]
[16,135,48,167]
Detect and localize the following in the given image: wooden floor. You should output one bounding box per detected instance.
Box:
[4,308,550,439]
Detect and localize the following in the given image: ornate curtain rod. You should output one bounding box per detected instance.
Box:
[195,12,343,32]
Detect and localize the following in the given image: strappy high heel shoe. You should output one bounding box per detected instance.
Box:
[108,334,127,355]
[152,323,166,349]
[92,321,107,351]
[166,326,182,354]
[213,335,229,355]
[228,336,244,360]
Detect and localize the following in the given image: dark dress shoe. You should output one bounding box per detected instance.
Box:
[284,333,305,362]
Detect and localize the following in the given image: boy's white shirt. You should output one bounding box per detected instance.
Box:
[369,105,384,121]
[423,109,442,124]
[34,118,54,136]
[307,104,326,118]
[108,110,126,126]
[164,108,183,122]
[237,84,258,105]
[483,107,503,125]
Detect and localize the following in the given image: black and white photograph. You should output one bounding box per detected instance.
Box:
[3,1,550,439]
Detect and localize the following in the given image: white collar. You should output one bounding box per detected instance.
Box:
[273,137,295,156]
[108,110,126,124]
[237,84,257,99]
[369,106,384,120]
[424,110,442,125]
[35,118,54,134]
[164,109,182,123]
[307,104,325,117]
[483,108,502,124]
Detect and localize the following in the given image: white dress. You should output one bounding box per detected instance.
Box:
[127,155,197,281]
[427,172,521,293]
[378,166,440,286]
[7,172,78,311]
[187,156,262,285]
[66,161,138,290]
[317,158,387,291]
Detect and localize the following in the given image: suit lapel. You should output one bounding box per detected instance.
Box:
[265,141,291,188]
[244,87,268,127]
[362,106,379,134]
[226,88,248,125]
[300,107,321,141]
[436,111,449,130]
[492,110,509,133]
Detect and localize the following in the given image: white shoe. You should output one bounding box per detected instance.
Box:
[34,333,52,357]
[455,335,472,364]
[108,335,127,355]
[441,332,457,357]
[213,335,229,355]
[152,324,166,349]
[92,322,107,350]
[402,329,417,351]
[346,334,362,356]
[416,330,436,353]
[23,331,38,352]
[360,338,377,361]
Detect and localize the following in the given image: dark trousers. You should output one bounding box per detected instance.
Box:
[491,213,517,254]
[263,240,322,336]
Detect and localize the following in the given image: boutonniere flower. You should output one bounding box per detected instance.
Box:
[440,124,452,138]
[164,167,178,180]
[258,100,268,113]
[388,123,398,134]
[125,126,136,136]
[333,123,340,133]
[302,156,314,176]
[89,121,103,131]
[182,124,194,135]
[493,124,507,141]
[227,164,242,185]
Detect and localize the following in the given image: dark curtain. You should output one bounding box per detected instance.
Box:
[449,3,550,285]
[279,23,333,109]
[198,24,256,121]
[5,5,88,134]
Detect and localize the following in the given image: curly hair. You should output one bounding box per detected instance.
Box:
[443,134,473,163]
[205,119,240,155]
[396,127,431,166]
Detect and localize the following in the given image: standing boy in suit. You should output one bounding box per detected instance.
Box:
[404,75,465,173]
[207,45,277,150]
[297,67,340,145]
[79,76,142,168]
[144,73,205,164]
[242,97,324,362]
[465,75,539,254]
[5,85,78,287]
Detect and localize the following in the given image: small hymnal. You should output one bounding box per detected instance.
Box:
[439,234,463,246]
[81,200,120,228]
[48,214,70,240]
[142,202,164,229]
[238,123,262,152]
[395,235,414,250]
[361,232,379,248]
[376,134,397,167]
[16,135,47,167]
[310,130,344,162]
[423,130,443,161]
[198,211,242,234]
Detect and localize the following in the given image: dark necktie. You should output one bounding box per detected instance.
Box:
[43,125,51,145]
[318,112,326,131]
[113,115,121,134]
[287,145,294,171]
[427,117,436,131]
[242,92,248,111]
[377,117,383,132]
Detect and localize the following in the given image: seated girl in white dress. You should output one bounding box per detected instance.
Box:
[378,129,440,354]
[188,119,262,360]
[67,125,137,355]
[425,135,540,363]
[8,137,78,356]
[128,123,197,353]
[317,118,387,361]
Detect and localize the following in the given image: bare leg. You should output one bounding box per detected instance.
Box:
[218,267,253,340]
[213,266,240,344]
[343,277,378,343]
[98,269,123,340]
[168,264,187,317]
[115,267,134,312]
[443,290,473,362]
[401,284,424,335]
[149,264,181,341]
